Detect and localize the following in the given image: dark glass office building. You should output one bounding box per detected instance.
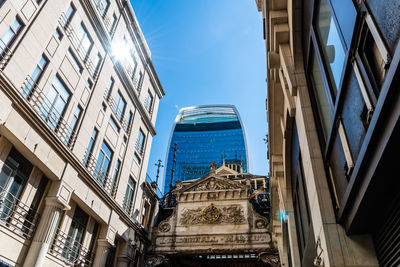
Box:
[163,105,249,194]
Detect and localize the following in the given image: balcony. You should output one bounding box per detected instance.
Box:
[83,151,117,198]
[0,39,13,70]
[50,228,94,267]
[0,180,40,240]
[92,0,114,35]
[59,14,100,79]
[21,76,78,149]
[104,92,129,133]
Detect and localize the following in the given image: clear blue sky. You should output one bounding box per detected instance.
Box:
[130,0,268,191]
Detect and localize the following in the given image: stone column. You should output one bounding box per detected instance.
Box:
[116,241,134,267]
[92,239,113,267]
[23,197,68,267]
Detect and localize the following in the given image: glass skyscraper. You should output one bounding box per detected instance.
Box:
[163,105,249,194]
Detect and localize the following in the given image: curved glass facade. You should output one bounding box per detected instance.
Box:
[163,105,249,194]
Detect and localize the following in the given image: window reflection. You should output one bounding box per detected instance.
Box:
[310,50,332,139]
[316,0,346,95]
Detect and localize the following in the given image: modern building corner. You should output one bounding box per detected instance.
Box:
[257,0,400,265]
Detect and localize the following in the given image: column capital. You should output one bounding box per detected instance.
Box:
[97,238,114,248]
[45,196,70,210]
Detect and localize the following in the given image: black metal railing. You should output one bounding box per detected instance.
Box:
[50,228,94,267]
[145,173,162,198]
[20,76,79,149]
[0,181,40,239]
[59,13,100,79]
[83,151,117,198]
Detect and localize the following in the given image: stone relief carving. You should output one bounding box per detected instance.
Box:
[180,208,203,225]
[255,219,268,229]
[193,178,241,192]
[180,205,246,225]
[158,222,171,232]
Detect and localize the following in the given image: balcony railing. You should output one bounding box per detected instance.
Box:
[20,76,79,149]
[0,39,13,70]
[50,228,94,267]
[83,151,117,198]
[59,14,100,79]
[92,0,113,32]
[0,181,40,240]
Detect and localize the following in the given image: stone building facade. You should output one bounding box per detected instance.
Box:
[257,0,400,265]
[148,163,278,266]
[0,0,163,266]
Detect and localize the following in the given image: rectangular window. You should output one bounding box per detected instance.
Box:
[315,0,346,96]
[105,77,114,100]
[135,129,145,155]
[95,0,110,17]
[141,201,150,227]
[67,49,83,73]
[113,91,126,122]
[125,111,133,132]
[123,176,136,214]
[23,55,48,99]
[137,71,143,91]
[62,206,88,262]
[94,141,113,185]
[55,28,63,41]
[62,3,76,27]
[0,148,33,221]
[109,116,120,132]
[110,159,121,195]
[144,91,154,113]
[109,14,117,34]
[64,105,82,146]
[76,23,93,60]
[0,17,22,55]
[309,48,333,139]
[40,76,71,131]
[84,128,98,165]
[93,52,102,75]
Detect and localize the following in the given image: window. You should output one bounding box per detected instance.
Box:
[62,3,75,27]
[141,200,150,227]
[67,49,83,73]
[55,28,63,41]
[109,14,117,35]
[0,148,33,220]
[137,71,143,91]
[94,141,113,185]
[309,48,333,139]
[84,128,98,165]
[135,129,145,155]
[87,79,93,89]
[76,23,93,60]
[128,49,137,79]
[95,0,109,17]
[315,0,346,96]
[0,17,22,55]
[23,55,48,99]
[65,105,82,146]
[62,206,88,262]
[123,176,136,214]
[144,91,154,113]
[113,91,126,121]
[109,116,120,132]
[105,77,114,100]
[110,159,121,194]
[125,111,133,132]
[40,76,71,131]
[93,52,102,75]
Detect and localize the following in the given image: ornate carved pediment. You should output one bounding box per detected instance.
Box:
[180,176,245,193]
[180,204,246,225]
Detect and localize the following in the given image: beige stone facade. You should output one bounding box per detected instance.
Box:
[0,0,163,266]
[148,164,278,266]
